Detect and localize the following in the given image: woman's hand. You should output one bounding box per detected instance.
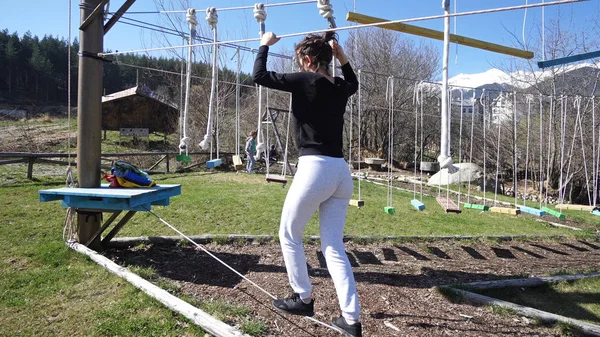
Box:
[260,32,280,47]
[330,39,348,65]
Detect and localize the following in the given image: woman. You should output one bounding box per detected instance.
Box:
[253,31,361,337]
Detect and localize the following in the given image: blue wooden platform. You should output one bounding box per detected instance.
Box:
[39,184,181,211]
[518,205,546,217]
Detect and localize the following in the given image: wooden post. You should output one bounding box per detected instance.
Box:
[166,154,170,173]
[27,157,36,180]
[77,0,105,249]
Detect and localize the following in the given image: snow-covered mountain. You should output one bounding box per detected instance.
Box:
[448,68,512,89]
[447,62,599,91]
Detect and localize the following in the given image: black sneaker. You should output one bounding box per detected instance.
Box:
[332,316,362,337]
[272,293,314,316]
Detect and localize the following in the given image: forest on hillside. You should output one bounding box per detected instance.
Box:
[0,28,250,106]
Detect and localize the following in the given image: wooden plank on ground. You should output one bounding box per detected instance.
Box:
[436,196,461,213]
[69,242,250,337]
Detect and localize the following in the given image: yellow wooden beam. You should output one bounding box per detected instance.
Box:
[555,204,595,211]
[346,12,534,60]
[490,207,521,215]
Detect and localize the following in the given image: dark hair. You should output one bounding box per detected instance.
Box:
[295,31,338,73]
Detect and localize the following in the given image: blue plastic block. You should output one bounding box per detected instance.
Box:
[592,210,600,216]
[411,199,425,211]
[206,158,222,169]
[518,206,546,217]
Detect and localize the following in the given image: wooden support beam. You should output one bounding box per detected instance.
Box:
[538,50,600,68]
[80,0,110,31]
[346,12,534,59]
[69,242,251,337]
[104,0,137,34]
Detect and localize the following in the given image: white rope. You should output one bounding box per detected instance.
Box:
[100,0,584,57]
[561,96,580,207]
[574,96,592,205]
[457,88,464,205]
[145,208,276,299]
[357,70,362,200]
[559,96,567,208]
[493,93,504,207]
[212,0,317,12]
[235,48,241,156]
[545,96,554,207]
[593,96,599,206]
[481,90,487,206]
[524,94,533,206]
[186,7,198,29]
[199,8,218,150]
[539,94,544,209]
[513,91,518,206]
[522,0,528,47]
[265,90,271,176]
[467,91,476,204]
[317,0,334,19]
[412,82,420,200]
[419,84,424,201]
[205,7,218,28]
[282,94,293,177]
[253,3,267,22]
[386,76,394,208]
[180,8,198,155]
[144,207,339,332]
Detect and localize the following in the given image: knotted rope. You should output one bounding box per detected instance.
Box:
[186,8,198,30]
[317,0,333,19]
[205,7,218,29]
[253,3,267,22]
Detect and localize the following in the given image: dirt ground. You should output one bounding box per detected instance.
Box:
[106,237,600,337]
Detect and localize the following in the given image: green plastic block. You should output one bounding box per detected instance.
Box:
[541,206,566,219]
[384,206,395,215]
[464,203,489,211]
[176,154,191,163]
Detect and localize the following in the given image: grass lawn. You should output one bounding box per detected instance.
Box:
[476,277,600,325]
[0,158,598,335]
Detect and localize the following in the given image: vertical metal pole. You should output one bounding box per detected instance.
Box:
[77,0,104,248]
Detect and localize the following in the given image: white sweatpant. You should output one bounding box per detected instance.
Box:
[278,155,360,321]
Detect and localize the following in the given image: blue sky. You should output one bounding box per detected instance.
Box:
[1,0,598,78]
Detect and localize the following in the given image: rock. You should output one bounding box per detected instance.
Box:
[427,163,483,186]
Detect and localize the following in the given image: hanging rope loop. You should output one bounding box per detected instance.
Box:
[317,0,334,19]
[205,7,218,29]
[186,8,198,31]
[253,3,267,23]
